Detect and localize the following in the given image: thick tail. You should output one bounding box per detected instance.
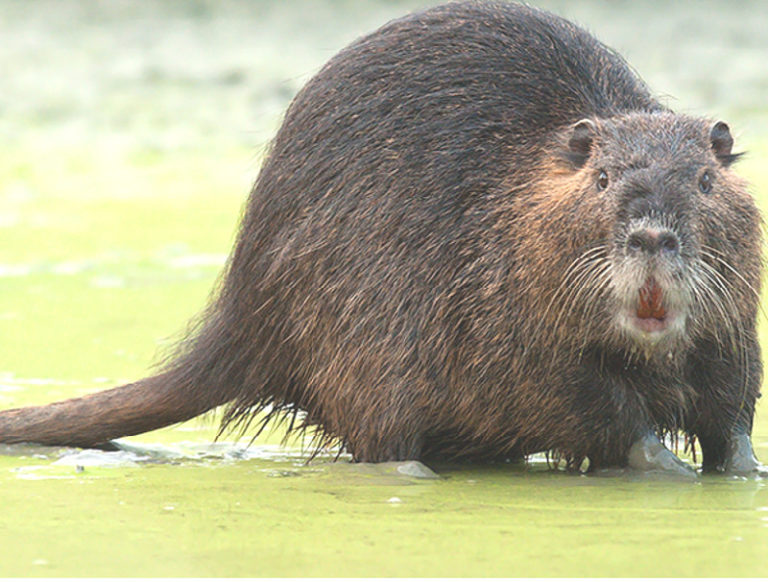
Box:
[0,371,230,448]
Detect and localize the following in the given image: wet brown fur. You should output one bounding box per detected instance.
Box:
[0,1,762,471]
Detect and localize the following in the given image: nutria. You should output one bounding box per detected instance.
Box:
[0,1,763,475]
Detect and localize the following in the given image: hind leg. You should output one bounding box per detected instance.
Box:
[345,429,425,463]
[317,373,434,463]
[339,396,428,462]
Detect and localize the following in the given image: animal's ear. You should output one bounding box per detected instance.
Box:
[566,119,597,168]
[710,121,742,166]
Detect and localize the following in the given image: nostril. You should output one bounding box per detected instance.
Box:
[659,232,679,254]
[626,233,646,253]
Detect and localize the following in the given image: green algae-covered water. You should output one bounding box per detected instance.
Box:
[2,442,768,577]
[2,1,768,577]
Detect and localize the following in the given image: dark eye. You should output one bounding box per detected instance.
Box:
[699,171,713,194]
[597,170,609,190]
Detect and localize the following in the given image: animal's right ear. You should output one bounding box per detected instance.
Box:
[566,119,597,168]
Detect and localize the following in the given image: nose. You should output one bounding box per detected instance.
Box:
[625,228,679,256]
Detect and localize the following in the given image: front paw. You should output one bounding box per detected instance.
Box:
[627,432,698,479]
[722,433,764,476]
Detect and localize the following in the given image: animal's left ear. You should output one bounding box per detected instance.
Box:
[710,121,741,166]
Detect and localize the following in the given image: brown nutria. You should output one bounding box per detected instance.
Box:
[0,1,763,476]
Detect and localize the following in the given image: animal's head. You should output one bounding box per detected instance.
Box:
[563,112,762,358]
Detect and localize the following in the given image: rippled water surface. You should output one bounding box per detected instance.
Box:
[2,0,768,577]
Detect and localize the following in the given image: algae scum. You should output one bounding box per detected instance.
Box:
[1,436,768,577]
[2,0,768,577]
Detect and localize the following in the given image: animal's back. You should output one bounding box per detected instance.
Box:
[258,1,660,220]
[245,1,662,266]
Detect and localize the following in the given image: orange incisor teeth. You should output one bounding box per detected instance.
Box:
[637,278,666,320]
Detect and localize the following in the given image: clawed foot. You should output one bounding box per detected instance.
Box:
[719,433,766,477]
[626,432,698,479]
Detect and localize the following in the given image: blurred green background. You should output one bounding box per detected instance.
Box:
[1,0,768,577]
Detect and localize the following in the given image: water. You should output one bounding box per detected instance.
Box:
[1,0,768,577]
[1,439,767,577]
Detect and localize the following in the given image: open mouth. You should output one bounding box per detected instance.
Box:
[632,277,670,334]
